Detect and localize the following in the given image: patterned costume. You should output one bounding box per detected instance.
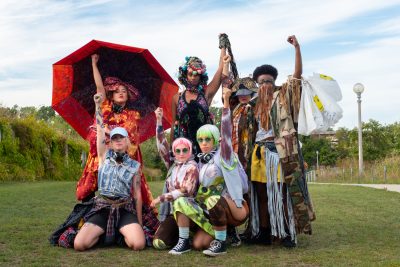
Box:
[173,108,249,236]
[75,98,159,243]
[174,91,213,156]
[76,99,154,207]
[153,124,200,248]
[249,76,315,243]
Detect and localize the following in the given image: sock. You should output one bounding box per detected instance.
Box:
[215,230,227,241]
[178,227,189,239]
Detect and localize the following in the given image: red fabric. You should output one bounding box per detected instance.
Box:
[52,39,178,142]
[76,100,154,206]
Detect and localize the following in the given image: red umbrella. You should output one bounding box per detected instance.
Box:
[52,40,178,143]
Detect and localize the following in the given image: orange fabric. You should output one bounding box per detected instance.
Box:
[76,99,154,205]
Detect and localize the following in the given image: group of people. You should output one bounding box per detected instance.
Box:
[50,34,315,256]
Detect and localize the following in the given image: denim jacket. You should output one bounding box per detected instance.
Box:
[98,150,140,198]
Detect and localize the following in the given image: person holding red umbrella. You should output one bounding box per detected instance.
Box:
[75,54,159,243]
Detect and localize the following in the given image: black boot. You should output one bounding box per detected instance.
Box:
[282,236,296,248]
[227,226,241,247]
[247,227,272,245]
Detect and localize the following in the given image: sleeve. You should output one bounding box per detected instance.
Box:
[159,164,199,202]
[285,76,302,123]
[156,123,172,169]
[220,107,234,163]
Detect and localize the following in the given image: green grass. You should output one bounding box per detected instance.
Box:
[0,182,399,267]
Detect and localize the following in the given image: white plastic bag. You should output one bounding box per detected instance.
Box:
[308,73,342,101]
[307,73,343,127]
[298,73,343,135]
[298,80,325,135]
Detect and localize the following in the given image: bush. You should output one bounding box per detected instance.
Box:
[0,116,88,181]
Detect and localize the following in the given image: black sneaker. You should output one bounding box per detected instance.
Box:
[282,236,296,248]
[203,239,227,256]
[168,238,191,255]
[227,226,241,247]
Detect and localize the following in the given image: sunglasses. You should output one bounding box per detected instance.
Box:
[197,137,213,144]
[258,79,275,85]
[175,148,189,155]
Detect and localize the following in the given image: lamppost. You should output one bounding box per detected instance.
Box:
[353,83,364,176]
[316,150,319,170]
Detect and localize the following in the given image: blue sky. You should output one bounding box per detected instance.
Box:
[1,0,400,130]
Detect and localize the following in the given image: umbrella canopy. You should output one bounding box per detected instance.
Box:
[52,40,178,143]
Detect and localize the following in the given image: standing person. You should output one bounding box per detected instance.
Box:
[230,77,258,173]
[249,35,314,248]
[171,35,228,156]
[151,107,199,250]
[74,93,145,251]
[168,87,249,256]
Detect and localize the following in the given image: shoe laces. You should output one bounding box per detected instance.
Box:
[173,238,187,251]
[209,240,222,250]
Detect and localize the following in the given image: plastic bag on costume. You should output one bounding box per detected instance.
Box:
[308,73,343,128]
[298,80,324,135]
[298,73,343,135]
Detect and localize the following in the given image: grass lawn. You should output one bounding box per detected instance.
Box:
[0,181,399,267]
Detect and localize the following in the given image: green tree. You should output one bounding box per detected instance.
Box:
[37,106,56,121]
[362,119,390,160]
[300,136,339,167]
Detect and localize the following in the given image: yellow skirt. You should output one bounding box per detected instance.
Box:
[251,144,282,183]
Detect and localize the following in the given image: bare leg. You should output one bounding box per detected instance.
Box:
[192,229,213,250]
[176,211,190,227]
[223,196,249,223]
[74,223,104,251]
[119,223,146,251]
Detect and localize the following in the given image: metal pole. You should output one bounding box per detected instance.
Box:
[357,93,363,176]
[384,166,387,184]
[316,151,319,171]
[350,167,353,182]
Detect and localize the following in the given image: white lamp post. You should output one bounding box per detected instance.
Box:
[353,83,364,176]
[316,150,319,170]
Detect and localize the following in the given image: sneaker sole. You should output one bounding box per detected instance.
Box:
[168,249,191,255]
[202,250,227,257]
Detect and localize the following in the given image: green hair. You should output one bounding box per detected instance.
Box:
[196,124,220,148]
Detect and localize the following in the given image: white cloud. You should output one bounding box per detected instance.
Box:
[1,0,400,129]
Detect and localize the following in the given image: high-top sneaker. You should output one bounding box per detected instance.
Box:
[168,238,191,255]
[203,239,227,256]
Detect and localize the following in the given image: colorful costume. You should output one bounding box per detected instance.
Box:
[75,97,159,244]
[76,99,154,207]
[174,56,214,156]
[153,124,200,248]
[174,91,213,155]
[249,76,315,243]
[173,108,249,236]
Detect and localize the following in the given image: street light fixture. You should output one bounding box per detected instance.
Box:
[353,83,364,176]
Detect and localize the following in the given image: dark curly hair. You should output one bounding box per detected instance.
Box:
[252,64,278,82]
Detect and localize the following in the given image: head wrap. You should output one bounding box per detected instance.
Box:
[104,77,139,102]
[178,57,208,94]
